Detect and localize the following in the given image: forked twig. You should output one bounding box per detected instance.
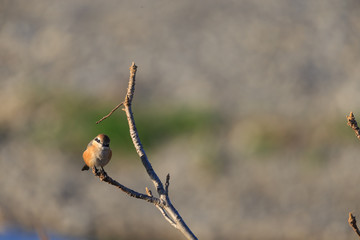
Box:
[90,62,198,240]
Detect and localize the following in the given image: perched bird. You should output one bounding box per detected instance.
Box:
[82,134,112,173]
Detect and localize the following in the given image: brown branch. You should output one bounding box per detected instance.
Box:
[349,212,360,237]
[92,168,161,205]
[96,102,124,124]
[347,112,360,140]
[89,62,198,240]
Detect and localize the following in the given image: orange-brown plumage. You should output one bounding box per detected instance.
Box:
[82,134,112,171]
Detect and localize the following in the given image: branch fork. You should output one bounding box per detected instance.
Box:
[90,62,197,240]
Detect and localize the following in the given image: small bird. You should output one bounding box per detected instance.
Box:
[82,134,112,173]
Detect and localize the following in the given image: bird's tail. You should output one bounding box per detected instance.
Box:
[81,165,90,171]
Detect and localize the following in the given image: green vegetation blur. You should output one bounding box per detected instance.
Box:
[21,86,221,157]
[3,1,360,239]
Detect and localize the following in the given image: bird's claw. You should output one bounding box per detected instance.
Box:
[100,167,108,178]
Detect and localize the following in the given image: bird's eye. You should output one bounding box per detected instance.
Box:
[95,138,101,143]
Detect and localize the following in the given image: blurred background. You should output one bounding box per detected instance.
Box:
[1,0,360,239]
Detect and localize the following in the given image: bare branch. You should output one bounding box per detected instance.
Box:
[156,206,177,228]
[123,62,166,196]
[347,112,360,140]
[92,168,161,205]
[349,212,360,238]
[123,63,197,239]
[96,102,124,124]
[87,62,198,240]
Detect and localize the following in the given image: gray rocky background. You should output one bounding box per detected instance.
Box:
[1,0,360,239]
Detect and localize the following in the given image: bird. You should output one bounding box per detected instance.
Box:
[82,134,112,174]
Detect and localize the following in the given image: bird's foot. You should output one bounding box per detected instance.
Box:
[92,167,100,176]
[100,167,108,179]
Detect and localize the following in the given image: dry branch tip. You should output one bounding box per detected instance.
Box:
[349,212,360,237]
[346,112,360,140]
[146,187,153,197]
[165,174,170,195]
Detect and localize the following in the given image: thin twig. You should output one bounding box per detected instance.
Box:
[349,212,360,237]
[347,112,360,140]
[92,168,162,205]
[165,173,170,195]
[96,102,124,124]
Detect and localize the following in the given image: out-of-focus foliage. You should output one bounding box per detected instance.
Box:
[2,0,360,239]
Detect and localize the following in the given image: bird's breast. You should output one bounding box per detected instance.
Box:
[95,147,111,167]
